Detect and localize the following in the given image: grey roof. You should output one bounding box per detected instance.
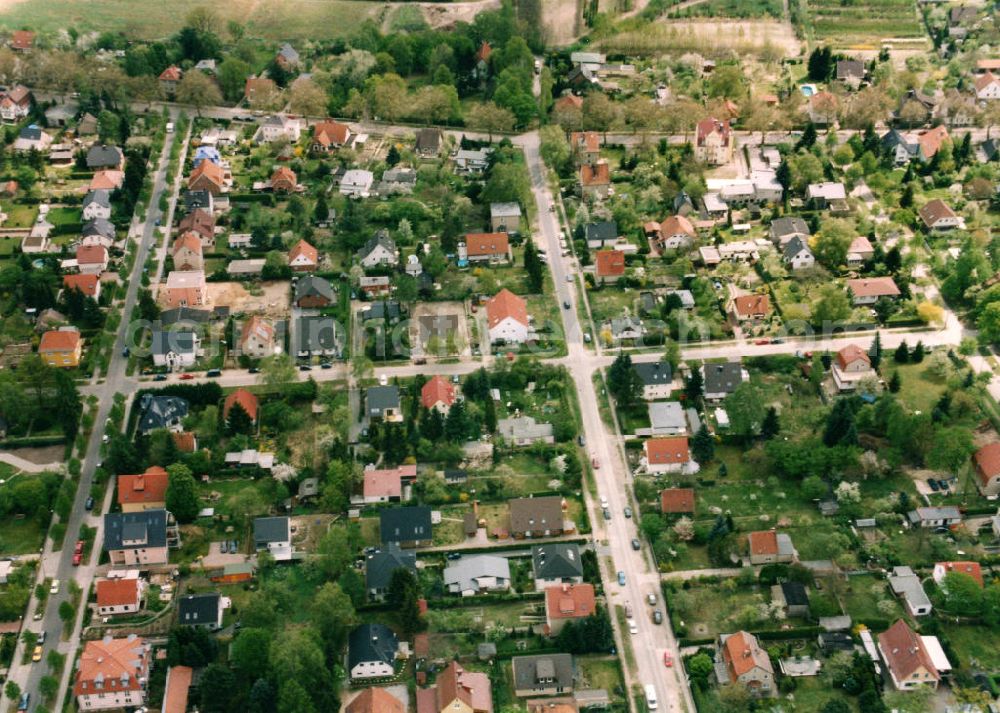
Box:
[19,125,43,141]
[178,593,220,626]
[137,394,189,433]
[888,566,932,610]
[83,189,111,209]
[367,385,400,413]
[669,290,695,309]
[349,623,398,670]
[490,202,521,218]
[610,317,642,336]
[82,217,115,239]
[819,615,852,632]
[836,59,865,80]
[634,361,672,387]
[532,543,583,580]
[780,581,809,606]
[783,235,812,260]
[585,221,618,243]
[415,128,442,152]
[86,144,123,169]
[382,166,417,184]
[769,216,810,240]
[253,516,289,547]
[498,416,553,441]
[356,231,397,261]
[296,314,344,356]
[907,506,962,523]
[983,138,1000,161]
[45,104,76,121]
[104,509,168,551]
[649,401,686,431]
[818,632,855,650]
[702,362,744,395]
[512,654,575,690]
[379,506,432,545]
[160,307,212,326]
[294,275,335,303]
[365,543,416,591]
[277,43,299,64]
[184,190,212,210]
[151,330,197,357]
[443,554,510,592]
[881,129,918,155]
[674,191,694,212]
[363,300,401,322]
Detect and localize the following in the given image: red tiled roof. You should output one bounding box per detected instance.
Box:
[270,166,297,190]
[847,277,900,298]
[178,208,215,241]
[696,117,730,146]
[240,315,274,351]
[545,583,596,620]
[660,488,695,514]
[554,94,583,112]
[580,161,610,187]
[76,244,108,265]
[64,273,100,297]
[162,666,193,713]
[363,468,404,499]
[348,687,405,713]
[595,249,625,277]
[486,289,528,328]
[976,72,1000,92]
[644,437,690,466]
[659,215,695,239]
[96,578,141,608]
[39,329,80,353]
[836,344,870,371]
[421,375,456,409]
[917,125,949,159]
[188,160,225,190]
[118,466,169,507]
[289,239,318,265]
[224,388,259,422]
[10,30,34,50]
[731,294,771,318]
[748,530,778,556]
[937,561,984,587]
[313,120,351,147]
[89,170,124,190]
[465,232,510,257]
[878,619,939,684]
[172,432,196,453]
[74,636,150,698]
[975,442,1000,486]
[571,131,600,153]
[919,198,957,226]
[172,232,202,256]
[476,41,492,64]
[721,631,771,679]
[159,66,182,81]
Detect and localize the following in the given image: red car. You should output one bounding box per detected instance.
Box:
[72,552,81,566]
[591,456,600,469]
[179,373,194,380]
[74,540,83,554]
[754,339,771,345]
[663,651,673,668]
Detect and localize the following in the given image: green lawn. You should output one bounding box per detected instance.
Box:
[0,516,46,556]
[891,361,949,414]
[946,625,1000,669]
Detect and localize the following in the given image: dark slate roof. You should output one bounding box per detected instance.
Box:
[19,125,42,141]
[703,362,744,395]
[780,581,809,606]
[365,544,417,590]
[379,506,432,545]
[184,190,212,211]
[83,189,111,209]
[532,543,583,580]
[159,307,212,326]
[633,361,672,388]
[363,300,401,322]
[294,275,335,303]
[86,144,123,169]
[769,216,810,240]
[415,128,442,152]
[296,314,344,355]
[151,330,197,356]
[253,516,289,547]
[881,129,918,155]
[367,385,400,412]
[104,509,168,550]
[137,394,189,433]
[348,623,398,670]
[983,139,1000,161]
[585,221,618,243]
[783,235,811,260]
[836,59,865,80]
[356,231,397,261]
[512,654,575,690]
[673,191,694,212]
[178,593,220,626]
[82,218,115,238]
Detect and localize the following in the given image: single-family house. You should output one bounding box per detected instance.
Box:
[747,530,797,565]
[415,128,444,157]
[240,315,276,359]
[655,215,696,252]
[847,276,900,306]
[498,416,554,446]
[86,145,124,171]
[367,385,402,422]
[976,72,1000,101]
[366,544,417,601]
[660,487,695,515]
[806,182,847,209]
[255,114,301,143]
[702,362,747,400]
[916,125,949,160]
[349,623,399,680]
[223,388,259,425]
[171,232,203,271]
[39,328,82,368]
[76,244,109,275]
[136,394,189,434]
[975,442,1000,496]
[634,361,673,400]
[340,169,375,198]
[96,577,145,617]
[490,202,521,233]
[594,249,625,284]
[933,561,984,588]
[648,401,687,436]
[464,232,511,263]
[831,344,874,392]
[270,166,297,193]
[644,436,691,474]
[350,687,405,713]
[74,636,151,711]
[103,510,170,566]
[716,631,774,697]
[454,148,492,174]
[836,59,866,88]
[288,239,318,272]
[908,506,961,528]
[888,565,933,617]
[532,544,583,589]
[12,125,51,152]
[0,85,31,122]
[771,581,809,618]
[63,273,101,299]
[695,117,733,165]
[544,583,596,636]
[311,120,351,153]
[82,189,112,221]
[380,506,433,548]
[295,314,344,358]
[580,161,610,199]
[377,166,417,195]
[585,221,619,249]
[294,274,335,308]
[847,236,875,265]
[421,375,456,414]
[769,216,811,247]
[178,208,215,247]
[118,466,169,512]
[509,496,564,538]
[444,555,512,596]
[729,294,771,323]
[158,65,182,94]
[783,236,815,270]
[253,516,292,561]
[187,158,227,196]
[356,231,398,268]
[151,329,199,370]
[416,661,493,713]
[512,654,575,698]
[570,131,601,165]
[275,43,300,69]
[919,199,963,231]
[878,619,944,691]
[163,270,207,308]
[362,464,417,504]
[178,593,223,630]
[486,289,530,344]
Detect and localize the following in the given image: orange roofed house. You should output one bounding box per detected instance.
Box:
[417,660,493,713]
[163,270,206,308]
[39,328,82,368]
[643,436,691,474]
[172,232,203,271]
[716,631,774,697]
[748,530,797,565]
[10,30,34,52]
[421,375,456,414]
[544,583,596,636]
[580,161,610,199]
[728,294,771,323]
[187,160,227,195]
[463,232,511,264]
[832,343,874,392]
[974,442,1000,496]
[570,131,601,166]
[64,273,102,300]
[74,635,151,710]
[158,65,182,95]
[96,577,145,616]
[240,315,276,359]
[289,239,318,271]
[162,665,193,713]
[224,388,259,424]
[312,120,352,153]
[847,277,900,306]
[363,464,417,504]
[270,166,297,193]
[877,619,948,690]
[933,561,984,589]
[695,117,733,165]
[486,288,530,344]
[118,466,169,513]
[349,687,405,713]
[594,249,625,284]
[660,488,695,515]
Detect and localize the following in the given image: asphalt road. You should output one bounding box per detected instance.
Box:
[9,109,180,712]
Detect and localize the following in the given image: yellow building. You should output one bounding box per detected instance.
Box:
[38,329,82,368]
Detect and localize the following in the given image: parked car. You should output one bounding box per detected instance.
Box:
[299,365,312,371]
[446,552,462,560]
[628,619,638,635]
[179,373,194,380]
[578,435,586,446]
[320,362,332,369]
[72,552,81,566]
[17,692,28,710]
[928,478,940,492]
[153,374,168,381]
[623,507,632,518]
[563,300,571,309]
[617,571,626,585]
[206,369,222,377]
[663,651,673,667]
[653,610,663,625]
[31,645,42,662]
[631,539,641,551]
[85,496,94,510]
[603,508,611,521]
[49,579,59,595]
[591,456,600,469]
[248,367,260,374]
[647,593,656,606]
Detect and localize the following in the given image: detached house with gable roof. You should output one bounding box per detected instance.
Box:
[366,544,416,601]
[417,660,493,713]
[486,289,530,344]
[643,436,691,474]
[463,232,511,264]
[509,496,565,538]
[104,510,171,567]
[634,361,673,400]
[702,362,748,400]
[349,623,400,681]
[421,375,456,414]
[239,315,276,359]
[118,466,169,513]
[532,543,583,589]
[878,619,948,691]
[253,516,292,561]
[832,344,874,392]
[288,239,318,271]
[96,577,145,617]
[580,161,610,199]
[39,328,82,368]
[544,583,596,636]
[716,631,774,697]
[444,555,511,597]
[74,635,151,711]
[380,506,433,548]
[311,120,351,153]
[356,232,398,268]
[919,199,964,231]
[728,294,771,323]
[695,117,733,165]
[747,530,797,565]
[847,276,900,306]
[974,442,1000,496]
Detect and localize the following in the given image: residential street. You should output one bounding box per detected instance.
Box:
[7,108,180,711]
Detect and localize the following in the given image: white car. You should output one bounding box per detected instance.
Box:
[628,619,638,635]
[49,579,60,595]
[600,496,609,509]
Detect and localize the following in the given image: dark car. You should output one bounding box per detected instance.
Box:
[446,552,461,560]
[563,300,571,309]
[631,539,641,551]
[206,368,222,377]
[653,610,663,625]
[248,367,260,374]
[928,478,940,491]
[938,479,950,491]
[17,693,28,711]
[602,508,611,520]
[84,496,95,511]
[153,374,167,381]
[299,364,312,371]
[320,362,332,369]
